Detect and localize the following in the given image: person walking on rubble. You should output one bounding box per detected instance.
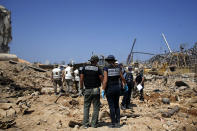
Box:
[74,68,80,93]
[135,69,145,101]
[78,66,84,96]
[80,55,103,128]
[102,55,127,128]
[51,65,64,95]
[121,66,134,110]
[63,63,74,93]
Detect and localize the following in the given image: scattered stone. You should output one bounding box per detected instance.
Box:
[41,87,54,94]
[99,110,110,121]
[68,121,82,128]
[56,120,62,129]
[153,89,162,93]
[69,99,79,106]
[0,99,10,103]
[178,86,189,91]
[162,98,170,104]
[74,125,79,129]
[0,118,16,129]
[121,116,127,121]
[0,109,6,118]
[6,108,16,117]
[175,81,189,87]
[188,97,197,103]
[31,91,40,96]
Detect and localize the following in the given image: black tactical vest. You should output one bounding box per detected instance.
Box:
[106,65,120,86]
[125,72,133,84]
[83,65,101,89]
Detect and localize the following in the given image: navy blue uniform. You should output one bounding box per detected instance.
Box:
[121,72,134,107]
[104,65,121,125]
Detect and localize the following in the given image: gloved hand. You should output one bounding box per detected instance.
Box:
[124,84,128,92]
[101,90,105,99]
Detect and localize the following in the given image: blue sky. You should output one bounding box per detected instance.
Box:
[1,0,197,64]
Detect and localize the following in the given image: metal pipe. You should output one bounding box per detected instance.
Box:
[132,51,155,55]
[162,33,172,53]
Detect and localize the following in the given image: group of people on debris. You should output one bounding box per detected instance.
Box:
[51,63,81,95]
[51,55,145,128]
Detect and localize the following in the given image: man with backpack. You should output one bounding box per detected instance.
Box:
[121,66,134,110]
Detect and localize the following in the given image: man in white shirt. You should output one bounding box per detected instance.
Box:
[63,64,74,93]
[51,65,63,95]
[74,68,80,93]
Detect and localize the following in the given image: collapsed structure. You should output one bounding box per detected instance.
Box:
[0,5,12,53]
[146,43,197,75]
[0,5,196,130]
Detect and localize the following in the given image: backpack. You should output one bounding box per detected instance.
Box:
[125,72,133,84]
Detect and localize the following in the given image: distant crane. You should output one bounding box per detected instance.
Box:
[126,38,136,65]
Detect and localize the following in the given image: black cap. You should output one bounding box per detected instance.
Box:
[89,55,99,62]
[105,55,116,61]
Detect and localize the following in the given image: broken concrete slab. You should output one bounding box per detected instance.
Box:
[6,108,16,117]
[0,103,15,110]
[162,106,180,118]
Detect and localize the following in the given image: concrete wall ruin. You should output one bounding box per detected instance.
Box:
[0,5,12,53]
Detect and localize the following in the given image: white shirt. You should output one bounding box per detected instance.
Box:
[52,68,62,79]
[64,66,74,79]
[74,69,79,81]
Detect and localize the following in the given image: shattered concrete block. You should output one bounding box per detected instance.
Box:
[0,109,6,118]
[41,87,54,94]
[6,108,16,117]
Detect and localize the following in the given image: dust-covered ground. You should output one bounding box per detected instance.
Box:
[0,61,197,131]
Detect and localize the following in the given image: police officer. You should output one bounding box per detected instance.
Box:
[80,55,103,128]
[51,65,63,95]
[102,55,126,128]
[121,66,134,110]
[135,69,145,101]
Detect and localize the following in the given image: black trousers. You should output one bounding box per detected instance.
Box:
[121,83,133,106]
[106,85,120,124]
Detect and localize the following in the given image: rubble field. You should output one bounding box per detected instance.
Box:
[0,61,197,131]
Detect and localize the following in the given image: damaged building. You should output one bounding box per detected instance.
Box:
[0,5,12,53]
